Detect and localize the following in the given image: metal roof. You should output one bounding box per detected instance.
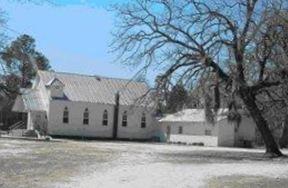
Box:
[13,88,46,112]
[38,71,152,106]
[45,77,65,87]
[158,108,228,123]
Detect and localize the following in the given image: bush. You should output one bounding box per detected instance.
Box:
[192,142,204,146]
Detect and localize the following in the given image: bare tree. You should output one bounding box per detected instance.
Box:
[112,0,288,157]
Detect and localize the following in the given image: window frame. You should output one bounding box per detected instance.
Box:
[83,108,89,125]
[63,106,69,124]
[178,126,183,134]
[122,111,128,127]
[102,110,108,126]
[141,112,146,128]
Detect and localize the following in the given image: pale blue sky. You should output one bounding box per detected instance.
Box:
[1,0,154,82]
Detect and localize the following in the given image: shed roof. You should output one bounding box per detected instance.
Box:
[158,108,228,123]
[12,88,46,112]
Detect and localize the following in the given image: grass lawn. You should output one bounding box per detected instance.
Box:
[0,138,287,188]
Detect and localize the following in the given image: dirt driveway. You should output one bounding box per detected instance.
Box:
[0,138,288,188]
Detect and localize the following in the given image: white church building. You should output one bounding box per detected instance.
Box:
[12,70,158,140]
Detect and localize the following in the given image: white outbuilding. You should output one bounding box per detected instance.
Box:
[12,70,158,140]
[158,109,257,147]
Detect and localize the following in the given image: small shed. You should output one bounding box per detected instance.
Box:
[158,109,257,147]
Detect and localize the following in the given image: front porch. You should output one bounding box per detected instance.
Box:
[11,88,48,136]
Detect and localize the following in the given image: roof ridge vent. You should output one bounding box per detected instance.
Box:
[94,75,101,81]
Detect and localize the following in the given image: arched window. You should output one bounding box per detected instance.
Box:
[83,108,89,125]
[63,107,69,124]
[102,110,108,126]
[141,113,146,128]
[122,111,128,127]
[178,126,183,134]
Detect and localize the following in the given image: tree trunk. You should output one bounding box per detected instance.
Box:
[239,88,283,157]
[279,115,288,148]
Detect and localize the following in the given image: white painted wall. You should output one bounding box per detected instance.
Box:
[117,106,158,139]
[234,116,256,146]
[159,119,241,147]
[35,75,50,114]
[159,121,218,146]
[48,79,64,98]
[159,122,217,135]
[47,100,158,139]
[217,119,235,147]
[27,111,47,131]
[48,100,114,138]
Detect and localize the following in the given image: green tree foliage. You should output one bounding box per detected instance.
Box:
[166,84,188,113]
[1,34,51,95]
[0,1,51,129]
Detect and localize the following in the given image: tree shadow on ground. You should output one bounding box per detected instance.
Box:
[157,149,288,164]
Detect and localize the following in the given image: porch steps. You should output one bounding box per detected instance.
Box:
[8,129,25,137]
[6,121,26,137]
[8,121,26,131]
[6,129,40,138]
[6,121,41,138]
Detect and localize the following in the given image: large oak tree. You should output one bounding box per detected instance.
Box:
[112,0,288,156]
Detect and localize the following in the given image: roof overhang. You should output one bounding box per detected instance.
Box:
[12,89,46,112]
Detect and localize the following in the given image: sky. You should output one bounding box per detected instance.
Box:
[1,0,154,82]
